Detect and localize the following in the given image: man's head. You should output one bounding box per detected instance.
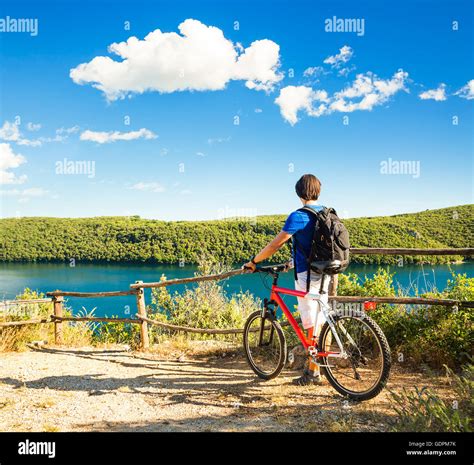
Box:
[295,174,321,202]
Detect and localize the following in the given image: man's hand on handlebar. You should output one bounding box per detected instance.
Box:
[283,259,294,273]
[242,259,294,274]
[242,260,256,273]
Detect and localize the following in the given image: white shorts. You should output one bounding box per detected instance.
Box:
[295,271,330,331]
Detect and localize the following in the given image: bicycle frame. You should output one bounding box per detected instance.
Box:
[269,283,347,359]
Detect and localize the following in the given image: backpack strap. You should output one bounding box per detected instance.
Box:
[291,235,311,291]
[298,206,324,217]
[288,239,298,281]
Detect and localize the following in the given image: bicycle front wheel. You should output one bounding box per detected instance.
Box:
[243,310,286,380]
[318,312,391,401]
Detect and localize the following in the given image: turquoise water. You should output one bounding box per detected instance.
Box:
[0,262,472,317]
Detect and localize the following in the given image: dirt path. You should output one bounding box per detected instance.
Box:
[0,344,452,432]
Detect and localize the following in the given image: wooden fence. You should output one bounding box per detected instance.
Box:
[1,248,473,350]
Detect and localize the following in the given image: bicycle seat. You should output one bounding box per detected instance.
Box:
[311,260,342,274]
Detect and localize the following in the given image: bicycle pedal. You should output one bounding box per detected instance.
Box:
[308,346,318,356]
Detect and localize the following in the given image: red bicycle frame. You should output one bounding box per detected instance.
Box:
[269,284,336,357]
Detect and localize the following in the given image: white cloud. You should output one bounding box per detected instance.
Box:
[324,46,353,68]
[331,70,409,112]
[196,152,206,157]
[274,86,329,125]
[0,121,21,142]
[26,122,41,131]
[80,128,157,144]
[56,126,80,135]
[338,65,356,77]
[455,79,474,100]
[40,126,81,143]
[70,19,283,101]
[0,121,82,148]
[303,66,325,77]
[129,182,165,193]
[254,108,263,113]
[419,83,447,101]
[275,70,409,124]
[0,120,78,147]
[16,138,42,147]
[0,143,27,185]
[0,120,42,146]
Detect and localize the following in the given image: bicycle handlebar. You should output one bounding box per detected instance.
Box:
[243,263,288,274]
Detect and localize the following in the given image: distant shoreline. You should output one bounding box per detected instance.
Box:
[1,205,472,265]
[1,258,471,266]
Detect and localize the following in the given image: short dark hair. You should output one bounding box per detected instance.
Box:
[295,174,321,201]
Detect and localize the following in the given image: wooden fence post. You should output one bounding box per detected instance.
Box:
[52,294,64,345]
[329,275,338,297]
[135,281,149,350]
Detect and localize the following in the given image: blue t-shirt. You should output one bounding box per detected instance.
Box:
[282,205,325,273]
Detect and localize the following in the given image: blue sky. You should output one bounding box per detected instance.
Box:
[0,0,472,221]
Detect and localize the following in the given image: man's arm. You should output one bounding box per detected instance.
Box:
[243,231,292,271]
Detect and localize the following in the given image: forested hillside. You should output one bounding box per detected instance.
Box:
[1,205,472,265]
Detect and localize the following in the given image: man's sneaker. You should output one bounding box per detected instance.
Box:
[293,369,323,386]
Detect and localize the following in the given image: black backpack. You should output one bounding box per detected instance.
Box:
[291,206,350,291]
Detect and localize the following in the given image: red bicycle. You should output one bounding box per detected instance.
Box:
[243,262,391,401]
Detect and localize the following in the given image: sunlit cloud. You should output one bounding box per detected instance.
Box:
[128,182,165,192]
[70,19,283,100]
[80,128,157,144]
[419,83,447,101]
[0,143,27,185]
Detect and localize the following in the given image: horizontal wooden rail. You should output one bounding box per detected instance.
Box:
[328,296,474,308]
[136,314,290,334]
[46,290,138,298]
[350,247,474,255]
[0,318,53,327]
[0,299,52,306]
[51,315,139,324]
[137,314,244,334]
[1,315,140,328]
[130,269,244,289]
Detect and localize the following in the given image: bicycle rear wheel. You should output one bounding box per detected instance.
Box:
[318,312,391,401]
[243,310,286,380]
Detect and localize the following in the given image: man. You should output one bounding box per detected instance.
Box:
[243,173,330,385]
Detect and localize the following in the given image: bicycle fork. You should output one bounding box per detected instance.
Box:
[258,298,275,346]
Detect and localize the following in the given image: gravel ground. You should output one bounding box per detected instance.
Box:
[0,344,452,432]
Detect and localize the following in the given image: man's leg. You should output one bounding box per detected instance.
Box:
[293,273,323,385]
[293,326,323,385]
[307,326,320,375]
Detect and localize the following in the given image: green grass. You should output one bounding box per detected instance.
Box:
[390,361,473,432]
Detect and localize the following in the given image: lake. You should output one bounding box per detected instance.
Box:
[1,262,472,318]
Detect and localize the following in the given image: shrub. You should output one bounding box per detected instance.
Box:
[149,258,260,342]
[92,319,140,349]
[0,289,94,351]
[390,361,473,432]
[337,269,474,368]
[0,289,54,351]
